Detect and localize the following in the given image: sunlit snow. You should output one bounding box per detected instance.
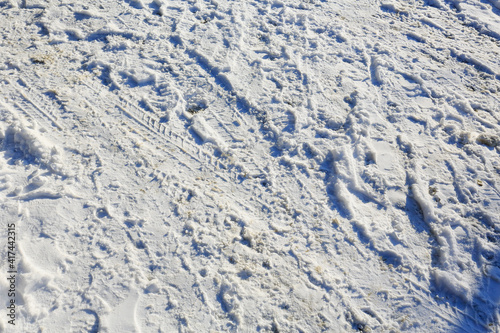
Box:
[1,0,500,332]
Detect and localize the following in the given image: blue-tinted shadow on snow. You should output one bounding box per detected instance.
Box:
[318,154,354,221]
[82,309,100,333]
[406,188,500,331]
[319,148,500,330]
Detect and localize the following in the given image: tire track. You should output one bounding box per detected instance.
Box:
[0,78,64,130]
[81,78,209,172]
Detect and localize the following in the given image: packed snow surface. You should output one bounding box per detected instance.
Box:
[1,0,500,332]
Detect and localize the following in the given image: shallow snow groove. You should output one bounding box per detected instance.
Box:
[1,0,500,332]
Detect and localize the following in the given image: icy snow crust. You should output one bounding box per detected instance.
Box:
[0,0,500,331]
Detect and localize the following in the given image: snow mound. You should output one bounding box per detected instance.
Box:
[1,120,66,175]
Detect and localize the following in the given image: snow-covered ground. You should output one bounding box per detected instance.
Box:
[1,0,500,331]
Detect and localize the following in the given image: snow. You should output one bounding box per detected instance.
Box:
[0,0,500,332]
